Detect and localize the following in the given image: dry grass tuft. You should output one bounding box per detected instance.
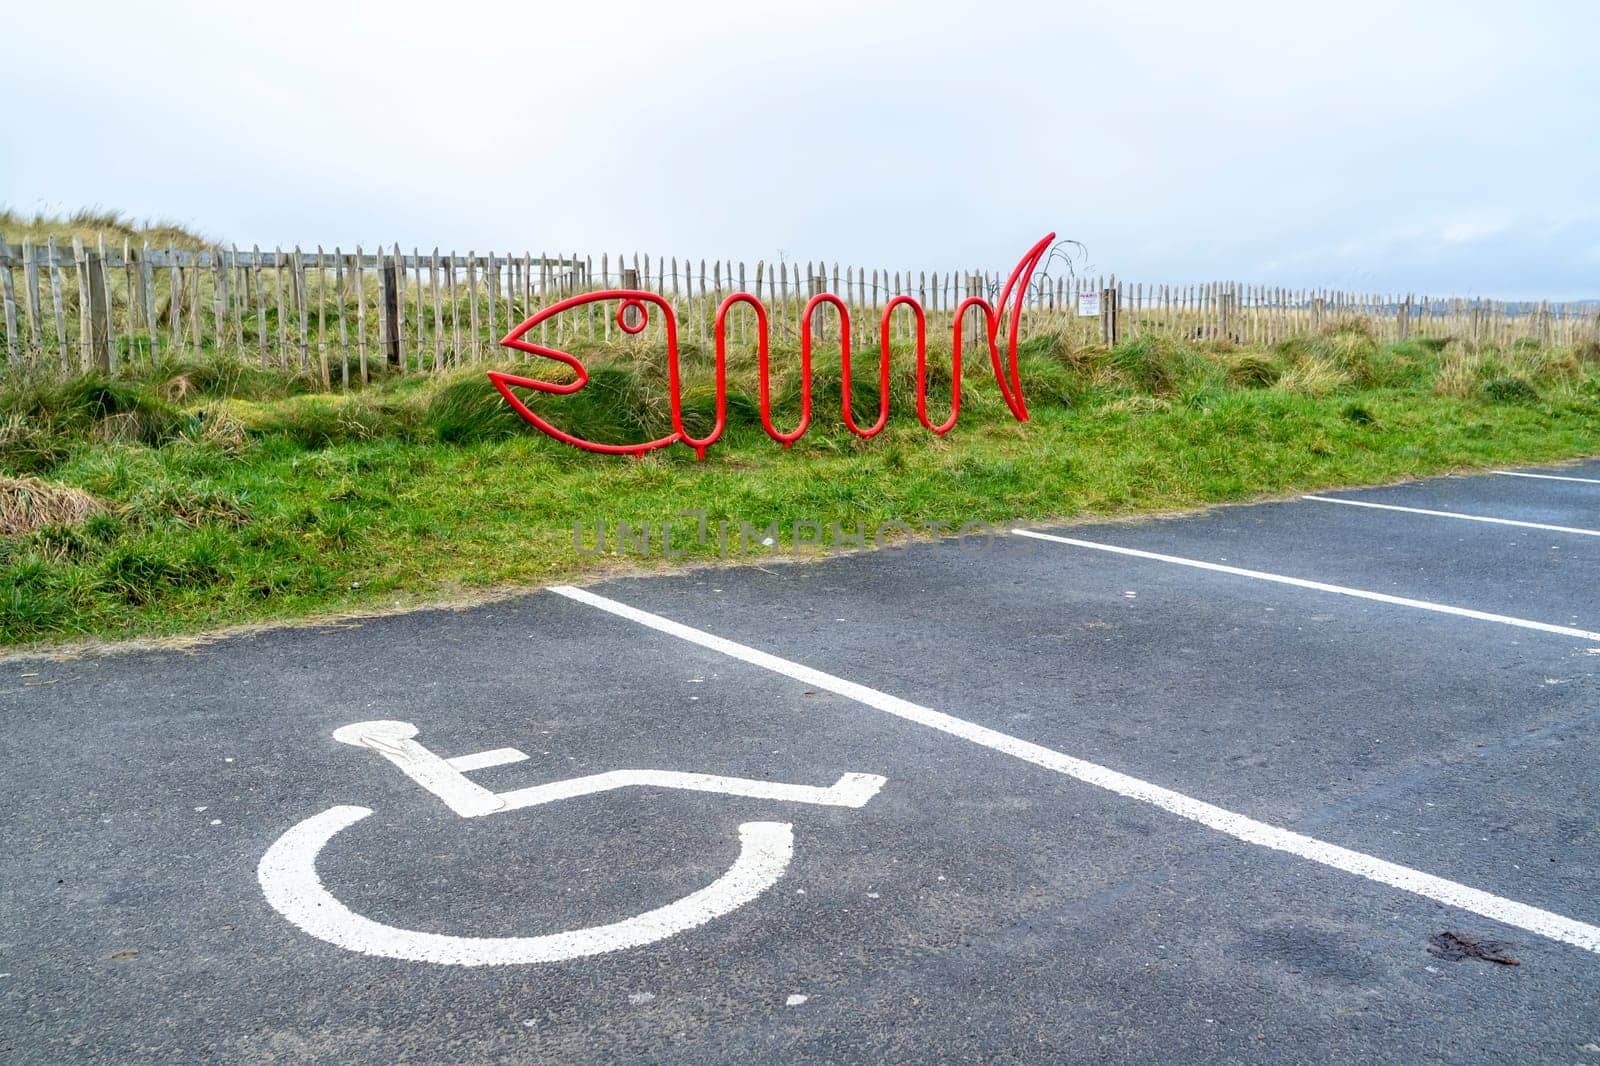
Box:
[1104,395,1173,415]
[1433,351,1488,399]
[1221,351,1281,388]
[127,480,252,528]
[0,206,210,250]
[1321,316,1377,340]
[89,411,146,444]
[1508,345,1582,383]
[179,406,251,454]
[0,413,66,473]
[1277,357,1351,397]
[0,476,104,537]
[158,371,203,405]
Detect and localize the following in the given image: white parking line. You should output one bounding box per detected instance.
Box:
[1012,530,1600,641]
[1303,495,1600,537]
[550,584,1600,956]
[1497,471,1600,485]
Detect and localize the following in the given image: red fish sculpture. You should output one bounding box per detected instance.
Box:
[488,233,1055,458]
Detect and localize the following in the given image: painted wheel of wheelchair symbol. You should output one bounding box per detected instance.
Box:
[257,720,886,967]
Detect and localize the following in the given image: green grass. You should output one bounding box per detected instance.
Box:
[3,325,1598,648]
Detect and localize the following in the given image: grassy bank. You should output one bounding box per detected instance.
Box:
[2,323,1598,648]
[0,207,209,251]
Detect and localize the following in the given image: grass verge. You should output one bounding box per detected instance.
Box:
[3,325,1598,648]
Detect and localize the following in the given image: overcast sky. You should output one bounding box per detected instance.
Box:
[5,0,1597,298]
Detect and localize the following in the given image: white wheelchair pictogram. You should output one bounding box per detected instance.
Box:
[257,720,887,967]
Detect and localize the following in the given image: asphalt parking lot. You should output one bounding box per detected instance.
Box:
[2,460,1597,1063]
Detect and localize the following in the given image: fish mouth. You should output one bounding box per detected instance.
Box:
[489,290,684,456]
[494,289,682,388]
[485,369,680,456]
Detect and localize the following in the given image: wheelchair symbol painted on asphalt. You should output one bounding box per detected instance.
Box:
[257,720,887,966]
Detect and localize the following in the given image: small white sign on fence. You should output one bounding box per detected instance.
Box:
[1077,290,1100,318]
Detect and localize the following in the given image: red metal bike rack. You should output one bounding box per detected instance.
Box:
[490,233,1054,458]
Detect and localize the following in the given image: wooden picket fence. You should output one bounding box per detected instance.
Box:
[1,235,1596,387]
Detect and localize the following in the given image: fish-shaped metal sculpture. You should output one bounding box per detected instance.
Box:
[488,233,1055,458]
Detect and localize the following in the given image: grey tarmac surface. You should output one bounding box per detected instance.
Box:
[1,462,1597,1063]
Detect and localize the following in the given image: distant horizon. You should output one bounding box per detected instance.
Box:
[4,0,1598,302]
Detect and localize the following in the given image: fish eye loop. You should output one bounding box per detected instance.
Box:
[617,299,649,335]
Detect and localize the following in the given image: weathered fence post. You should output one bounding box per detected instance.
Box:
[292,247,310,370]
[0,237,17,367]
[211,247,227,352]
[620,268,642,331]
[380,257,400,366]
[810,272,827,341]
[85,249,112,372]
[1398,296,1412,341]
[22,238,42,359]
[1218,290,1233,342]
[1100,287,1119,346]
[355,245,368,383]
[1310,297,1325,334]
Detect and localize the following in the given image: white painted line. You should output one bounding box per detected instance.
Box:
[332,718,885,819]
[550,584,1600,956]
[259,808,793,965]
[494,769,885,815]
[1011,530,1600,642]
[332,720,504,817]
[1496,470,1600,485]
[1303,495,1600,537]
[447,748,530,772]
